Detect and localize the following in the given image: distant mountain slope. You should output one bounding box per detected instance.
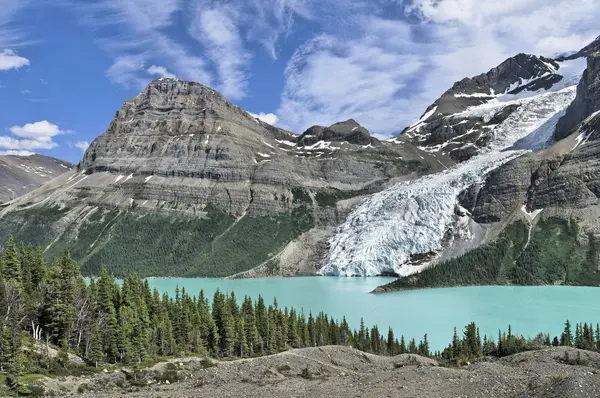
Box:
[0,154,73,203]
[0,79,441,278]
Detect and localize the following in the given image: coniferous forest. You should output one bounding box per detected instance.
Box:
[0,236,599,394]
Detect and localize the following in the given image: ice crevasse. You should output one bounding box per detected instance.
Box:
[319,85,578,277]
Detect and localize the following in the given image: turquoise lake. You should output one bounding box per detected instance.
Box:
[145,277,600,351]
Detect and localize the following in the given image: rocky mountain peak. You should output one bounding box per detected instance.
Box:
[430,53,559,117]
[556,36,600,61]
[389,44,591,163]
[297,119,380,147]
[555,53,600,140]
[81,79,294,172]
[115,78,256,127]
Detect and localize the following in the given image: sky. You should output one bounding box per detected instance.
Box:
[0,0,598,163]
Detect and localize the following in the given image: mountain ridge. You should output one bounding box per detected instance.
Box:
[0,77,440,278]
[0,154,73,203]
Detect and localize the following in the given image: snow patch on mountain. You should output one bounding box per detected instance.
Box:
[407,106,438,134]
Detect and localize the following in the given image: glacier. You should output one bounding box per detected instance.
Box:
[319,86,578,277]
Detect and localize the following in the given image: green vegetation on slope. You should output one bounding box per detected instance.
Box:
[0,204,314,278]
[380,217,600,291]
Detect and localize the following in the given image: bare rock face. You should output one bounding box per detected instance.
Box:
[74,79,432,216]
[297,119,381,147]
[0,154,73,203]
[555,54,600,141]
[460,58,600,228]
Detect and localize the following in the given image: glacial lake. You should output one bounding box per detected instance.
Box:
[145,276,600,351]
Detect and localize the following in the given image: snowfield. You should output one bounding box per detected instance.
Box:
[320,84,579,277]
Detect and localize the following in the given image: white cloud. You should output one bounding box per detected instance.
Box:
[0,49,29,71]
[189,5,251,100]
[75,141,90,152]
[20,89,31,94]
[1,120,65,151]
[0,150,34,156]
[248,112,279,125]
[147,65,176,79]
[0,1,31,48]
[10,120,63,140]
[69,0,211,89]
[277,20,424,133]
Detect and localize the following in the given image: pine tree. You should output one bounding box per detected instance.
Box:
[561,320,573,347]
[418,334,430,357]
[219,300,236,357]
[89,318,103,367]
[452,327,459,358]
[399,335,407,354]
[3,236,21,284]
[97,266,119,361]
[235,316,248,357]
[387,327,395,355]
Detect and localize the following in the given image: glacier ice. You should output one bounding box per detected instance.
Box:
[320,86,578,277]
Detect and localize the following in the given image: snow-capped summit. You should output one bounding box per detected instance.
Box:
[389,52,588,163]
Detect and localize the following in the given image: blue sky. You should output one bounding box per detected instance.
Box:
[0,0,598,163]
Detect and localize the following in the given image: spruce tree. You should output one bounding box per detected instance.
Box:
[89,319,103,367]
[561,320,573,347]
[399,335,407,354]
[387,327,395,355]
[3,236,21,284]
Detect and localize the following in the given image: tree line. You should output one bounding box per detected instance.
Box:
[384,218,600,291]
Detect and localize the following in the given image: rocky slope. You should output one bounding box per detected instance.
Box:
[0,79,441,277]
[0,154,72,203]
[460,54,600,234]
[38,346,600,398]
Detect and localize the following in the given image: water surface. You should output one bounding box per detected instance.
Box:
[146,277,600,351]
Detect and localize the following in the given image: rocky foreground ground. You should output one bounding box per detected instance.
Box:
[39,346,600,397]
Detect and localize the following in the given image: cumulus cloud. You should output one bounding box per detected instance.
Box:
[75,141,90,152]
[147,65,176,79]
[0,150,34,156]
[0,49,29,71]
[248,112,279,125]
[1,120,65,151]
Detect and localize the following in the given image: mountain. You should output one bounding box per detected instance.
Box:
[0,154,73,203]
[0,78,442,278]
[321,37,599,279]
[389,53,585,162]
